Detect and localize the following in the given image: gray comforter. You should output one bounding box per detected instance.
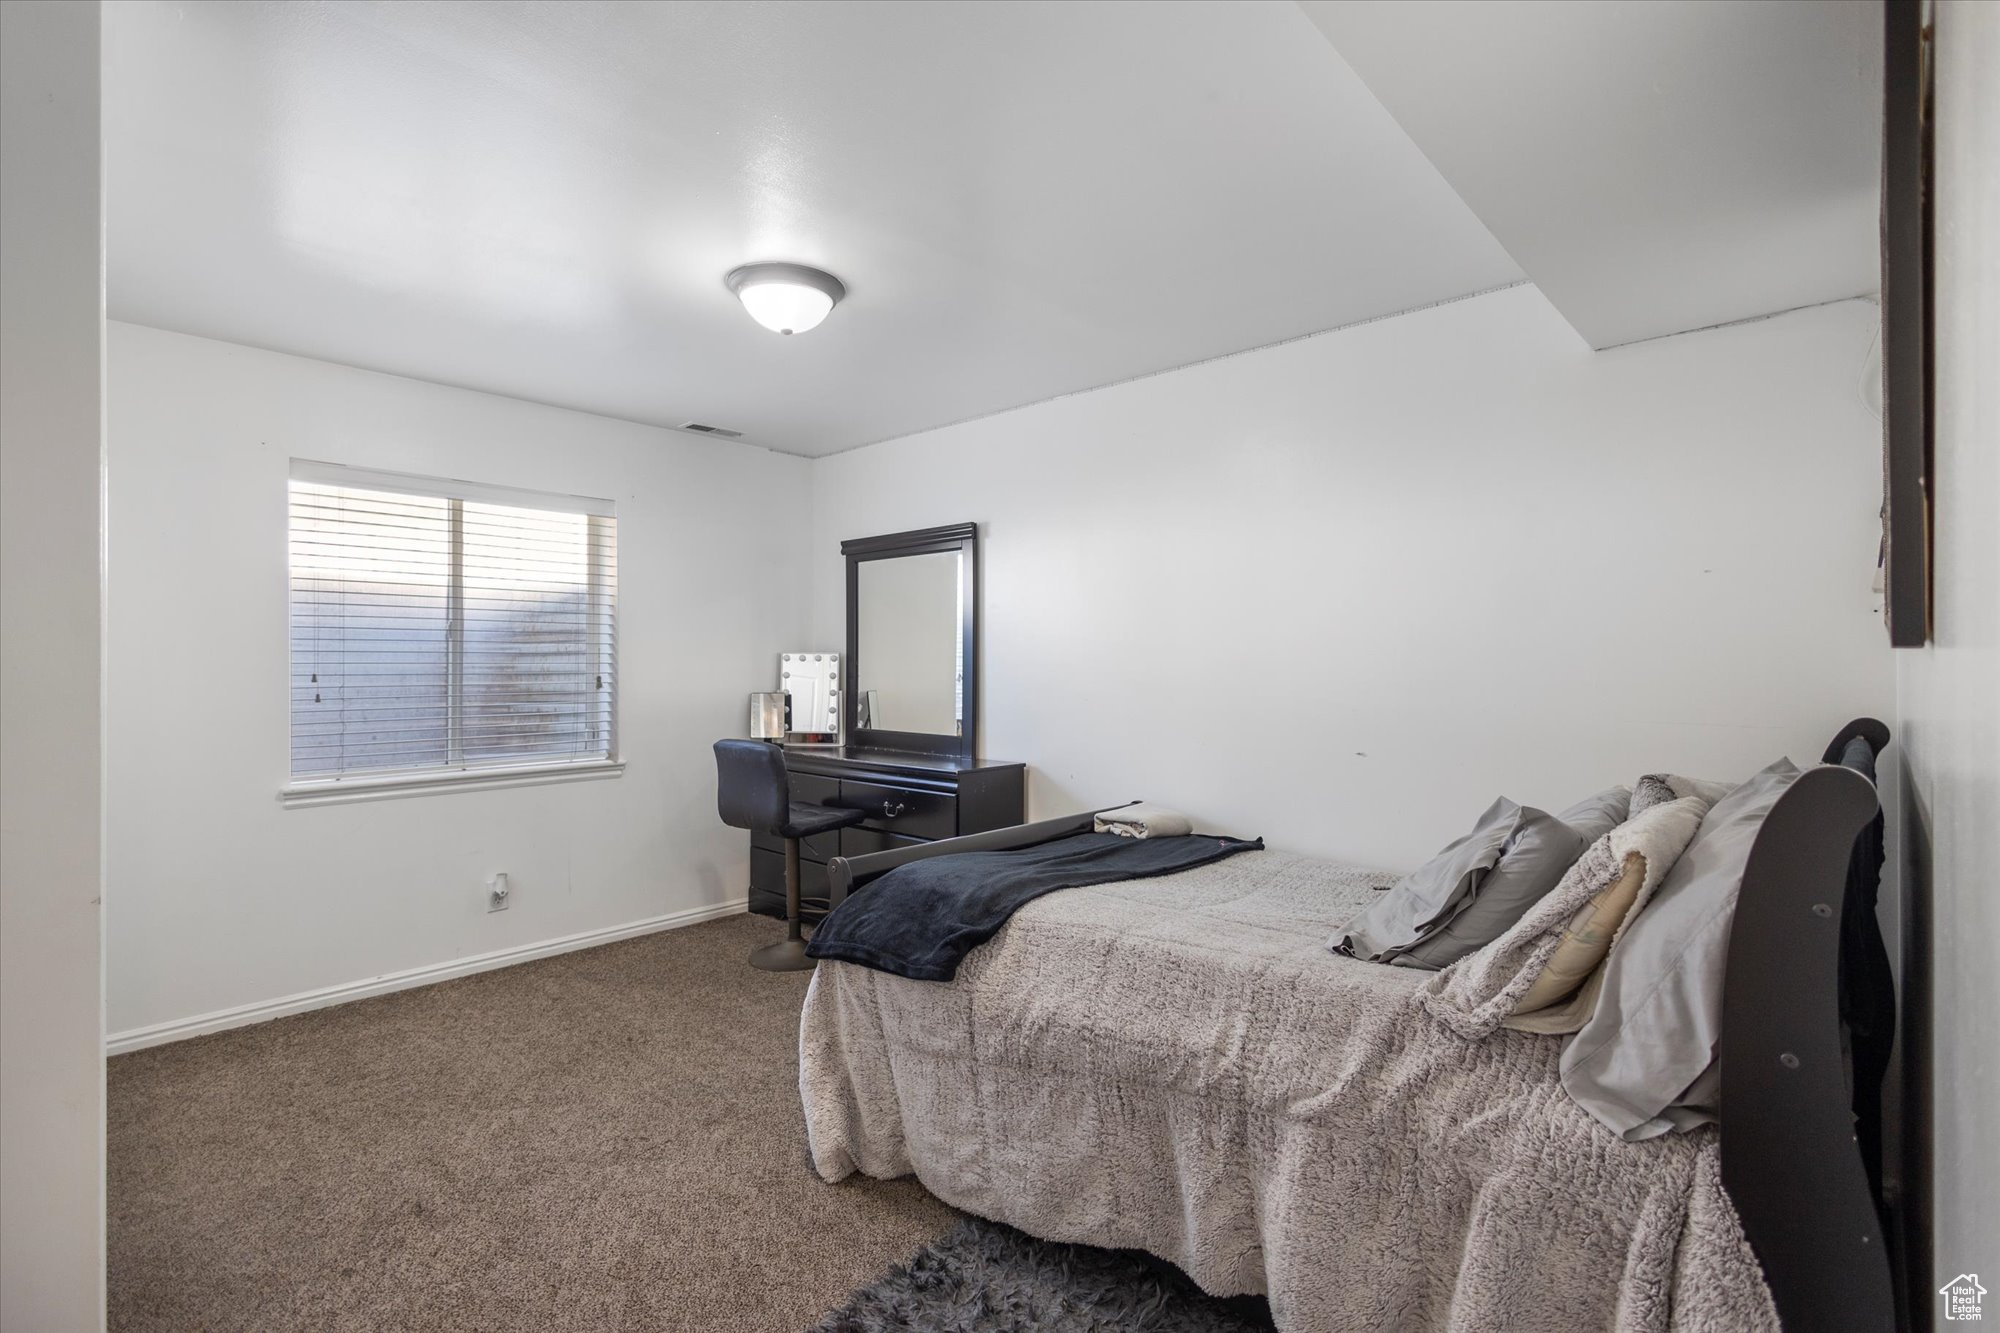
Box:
[799,847,1778,1332]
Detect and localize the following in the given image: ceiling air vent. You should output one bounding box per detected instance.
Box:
[678,421,744,439]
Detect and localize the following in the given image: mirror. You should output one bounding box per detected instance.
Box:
[855,553,962,736]
[779,652,840,742]
[843,523,978,758]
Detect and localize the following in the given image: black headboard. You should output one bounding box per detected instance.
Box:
[1720,717,1897,1331]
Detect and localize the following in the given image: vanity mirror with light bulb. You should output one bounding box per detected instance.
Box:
[777,652,841,742]
[744,523,1027,922]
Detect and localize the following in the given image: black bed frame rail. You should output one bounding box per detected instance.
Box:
[824,805,1119,909]
[829,732,1903,1331]
[1720,717,1896,1332]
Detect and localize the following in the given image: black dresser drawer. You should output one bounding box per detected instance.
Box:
[791,773,839,805]
[750,848,830,902]
[840,780,956,840]
[743,748,1025,922]
[747,770,844,862]
[838,825,926,859]
[751,827,840,863]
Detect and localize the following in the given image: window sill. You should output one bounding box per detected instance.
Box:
[281,757,624,808]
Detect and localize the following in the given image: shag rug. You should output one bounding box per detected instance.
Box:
[810,1216,1277,1333]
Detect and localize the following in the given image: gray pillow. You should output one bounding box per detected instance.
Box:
[1560,758,1801,1140]
[1554,786,1632,845]
[1333,797,1520,962]
[1391,806,1591,970]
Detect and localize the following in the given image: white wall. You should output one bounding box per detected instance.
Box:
[105,324,812,1040]
[0,2,107,1326]
[814,285,1893,871]
[1898,0,2000,1298]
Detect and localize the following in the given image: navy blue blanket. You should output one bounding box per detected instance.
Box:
[805,831,1264,981]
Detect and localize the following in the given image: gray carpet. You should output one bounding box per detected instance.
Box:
[811,1218,1276,1333]
[109,913,957,1332]
[110,911,1269,1332]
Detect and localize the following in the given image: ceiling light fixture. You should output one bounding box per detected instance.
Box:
[725,262,846,336]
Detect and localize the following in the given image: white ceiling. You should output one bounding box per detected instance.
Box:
[1299,0,1882,350]
[104,0,1522,458]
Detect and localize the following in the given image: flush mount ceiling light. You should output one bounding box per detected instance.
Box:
[724,262,847,336]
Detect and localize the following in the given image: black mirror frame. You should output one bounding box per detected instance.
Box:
[841,522,978,760]
[1880,0,1931,647]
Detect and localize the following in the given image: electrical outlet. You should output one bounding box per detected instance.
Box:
[486,872,510,912]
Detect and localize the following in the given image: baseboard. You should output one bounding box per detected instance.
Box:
[105,897,749,1056]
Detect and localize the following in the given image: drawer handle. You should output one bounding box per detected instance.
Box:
[881,800,909,818]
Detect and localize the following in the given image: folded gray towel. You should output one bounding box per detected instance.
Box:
[1093,803,1194,839]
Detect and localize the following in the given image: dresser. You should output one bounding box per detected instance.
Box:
[748,746,1026,921]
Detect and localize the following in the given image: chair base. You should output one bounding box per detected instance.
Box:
[749,936,816,972]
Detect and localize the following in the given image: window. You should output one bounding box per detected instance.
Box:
[286,461,617,800]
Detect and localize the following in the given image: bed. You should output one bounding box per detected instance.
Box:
[798,721,1896,1332]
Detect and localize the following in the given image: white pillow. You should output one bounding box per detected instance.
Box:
[1561,758,1801,1140]
[1419,795,1708,1040]
[1630,772,1736,816]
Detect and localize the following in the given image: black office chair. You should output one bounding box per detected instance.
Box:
[714,740,866,971]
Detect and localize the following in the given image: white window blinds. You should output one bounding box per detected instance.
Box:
[288,462,617,782]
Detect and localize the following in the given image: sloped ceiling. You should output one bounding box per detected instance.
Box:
[1299,0,1882,349]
